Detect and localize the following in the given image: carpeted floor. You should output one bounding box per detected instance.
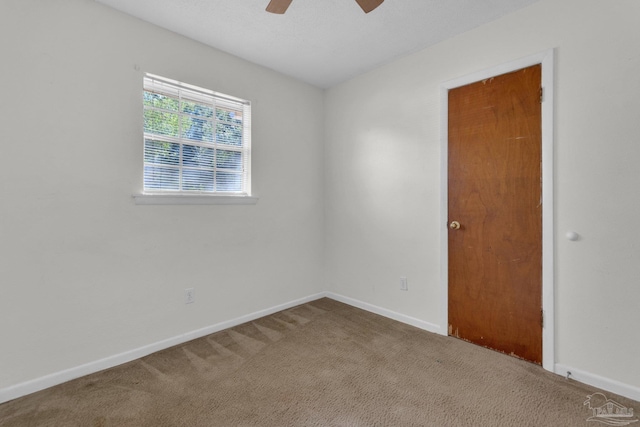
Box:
[0,298,637,426]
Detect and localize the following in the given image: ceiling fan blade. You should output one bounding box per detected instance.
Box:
[266,0,293,14]
[355,0,384,13]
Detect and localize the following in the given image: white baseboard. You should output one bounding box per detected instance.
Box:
[4,292,639,406]
[555,364,640,402]
[325,292,441,334]
[325,293,640,403]
[0,292,326,405]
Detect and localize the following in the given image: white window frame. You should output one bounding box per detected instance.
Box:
[134,74,257,205]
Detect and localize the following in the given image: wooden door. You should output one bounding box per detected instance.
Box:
[448,64,542,364]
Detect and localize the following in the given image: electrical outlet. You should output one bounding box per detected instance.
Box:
[184,288,195,304]
[400,277,408,291]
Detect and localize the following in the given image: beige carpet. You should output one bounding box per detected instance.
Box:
[0,298,637,426]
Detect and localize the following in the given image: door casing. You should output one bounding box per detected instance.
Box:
[439,49,555,372]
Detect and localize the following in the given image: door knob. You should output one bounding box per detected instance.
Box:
[449,221,461,230]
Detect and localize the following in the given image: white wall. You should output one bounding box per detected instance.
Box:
[2,0,640,404]
[0,0,324,390]
[325,0,640,393]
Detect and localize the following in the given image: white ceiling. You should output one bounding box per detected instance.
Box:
[95,0,540,88]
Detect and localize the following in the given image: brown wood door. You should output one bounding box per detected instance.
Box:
[448,64,542,364]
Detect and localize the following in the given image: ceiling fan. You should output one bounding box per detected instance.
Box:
[266,0,384,14]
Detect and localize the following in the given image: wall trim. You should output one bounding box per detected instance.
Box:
[555,364,640,402]
[325,292,441,334]
[325,293,640,403]
[0,292,326,405]
[3,290,639,405]
[439,48,556,372]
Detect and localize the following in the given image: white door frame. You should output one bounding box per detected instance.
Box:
[439,49,555,372]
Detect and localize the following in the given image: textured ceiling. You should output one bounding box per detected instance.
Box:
[95,0,540,88]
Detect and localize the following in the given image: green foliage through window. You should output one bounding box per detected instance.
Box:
[142,74,251,194]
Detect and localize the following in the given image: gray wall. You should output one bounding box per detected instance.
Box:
[2,0,639,402]
[0,0,325,389]
[325,0,640,393]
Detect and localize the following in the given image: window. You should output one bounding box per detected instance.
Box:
[141,74,252,198]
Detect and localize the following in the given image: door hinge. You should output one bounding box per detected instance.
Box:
[541,309,544,328]
[540,87,544,103]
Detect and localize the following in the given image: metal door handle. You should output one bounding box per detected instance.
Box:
[449,221,461,230]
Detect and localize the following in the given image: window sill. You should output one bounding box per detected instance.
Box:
[133,193,259,205]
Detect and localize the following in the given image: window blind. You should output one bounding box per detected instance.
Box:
[143,74,251,195]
